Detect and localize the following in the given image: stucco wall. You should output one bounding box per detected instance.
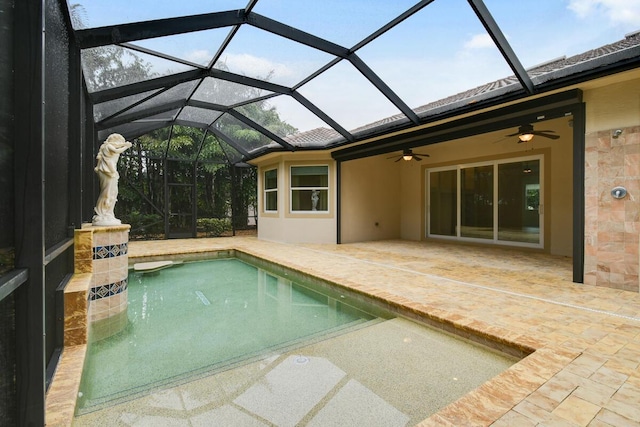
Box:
[584,75,640,133]
[254,153,337,244]
[259,215,337,243]
[340,155,402,243]
[255,115,574,254]
[547,120,574,256]
[400,162,423,241]
[397,115,574,256]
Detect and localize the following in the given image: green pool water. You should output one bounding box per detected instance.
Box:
[75,255,521,426]
[77,258,378,412]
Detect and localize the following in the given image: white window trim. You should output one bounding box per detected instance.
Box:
[264,168,278,213]
[289,165,329,213]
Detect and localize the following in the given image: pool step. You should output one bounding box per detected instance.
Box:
[132,260,182,273]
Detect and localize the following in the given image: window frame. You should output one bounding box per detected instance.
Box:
[289,164,329,213]
[426,154,544,248]
[263,168,278,213]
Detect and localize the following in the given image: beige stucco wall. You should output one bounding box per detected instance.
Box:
[394,115,574,256]
[254,116,575,254]
[253,152,337,244]
[399,161,423,241]
[583,74,640,133]
[340,155,402,243]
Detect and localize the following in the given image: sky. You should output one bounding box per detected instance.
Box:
[72,0,640,132]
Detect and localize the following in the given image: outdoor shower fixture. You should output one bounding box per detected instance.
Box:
[611,186,627,199]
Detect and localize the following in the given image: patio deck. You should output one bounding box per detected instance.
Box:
[58,236,640,426]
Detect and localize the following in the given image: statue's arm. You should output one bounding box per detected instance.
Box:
[109,141,132,155]
[96,142,131,175]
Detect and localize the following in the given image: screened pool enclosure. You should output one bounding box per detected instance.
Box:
[64,0,632,239]
[2,0,640,424]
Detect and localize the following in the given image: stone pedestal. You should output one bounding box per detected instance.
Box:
[74,223,130,341]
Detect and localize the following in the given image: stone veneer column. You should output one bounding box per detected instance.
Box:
[584,125,640,291]
[74,223,131,340]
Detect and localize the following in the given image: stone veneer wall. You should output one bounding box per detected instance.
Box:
[63,273,91,346]
[74,224,130,340]
[584,125,640,292]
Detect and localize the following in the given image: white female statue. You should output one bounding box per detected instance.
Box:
[92,133,132,226]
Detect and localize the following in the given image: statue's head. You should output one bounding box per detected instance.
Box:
[105,133,132,148]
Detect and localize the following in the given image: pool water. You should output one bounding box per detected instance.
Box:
[75,256,518,426]
[77,258,379,412]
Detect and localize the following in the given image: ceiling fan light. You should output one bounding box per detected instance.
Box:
[402,149,414,161]
[519,133,534,142]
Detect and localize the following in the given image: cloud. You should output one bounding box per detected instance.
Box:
[463,33,495,49]
[185,49,213,65]
[568,0,640,26]
[220,53,296,83]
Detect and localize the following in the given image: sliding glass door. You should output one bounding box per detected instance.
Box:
[460,164,494,240]
[427,155,542,247]
[497,160,541,244]
[429,169,457,236]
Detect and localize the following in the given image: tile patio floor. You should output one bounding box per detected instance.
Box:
[121,236,640,426]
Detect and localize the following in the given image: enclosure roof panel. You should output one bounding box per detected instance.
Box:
[68,0,248,30]
[68,0,640,164]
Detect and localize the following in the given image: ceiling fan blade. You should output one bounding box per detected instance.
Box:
[492,136,510,144]
[535,132,560,139]
[395,157,402,162]
[414,156,423,161]
[414,153,430,157]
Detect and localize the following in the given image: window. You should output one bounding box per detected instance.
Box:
[264,169,277,212]
[427,156,542,247]
[290,165,328,212]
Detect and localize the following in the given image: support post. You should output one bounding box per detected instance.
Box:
[13,0,46,424]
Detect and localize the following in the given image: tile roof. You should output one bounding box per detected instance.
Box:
[283,30,640,147]
[283,127,343,148]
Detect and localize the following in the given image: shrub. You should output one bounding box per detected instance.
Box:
[196,218,232,237]
[120,211,164,239]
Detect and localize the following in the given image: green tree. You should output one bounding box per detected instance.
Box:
[70,4,157,95]
[72,5,296,237]
[82,46,155,93]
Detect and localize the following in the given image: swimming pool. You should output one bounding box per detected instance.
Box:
[75,254,517,426]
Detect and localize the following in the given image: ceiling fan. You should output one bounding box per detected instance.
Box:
[507,124,560,143]
[387,148,430,162]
